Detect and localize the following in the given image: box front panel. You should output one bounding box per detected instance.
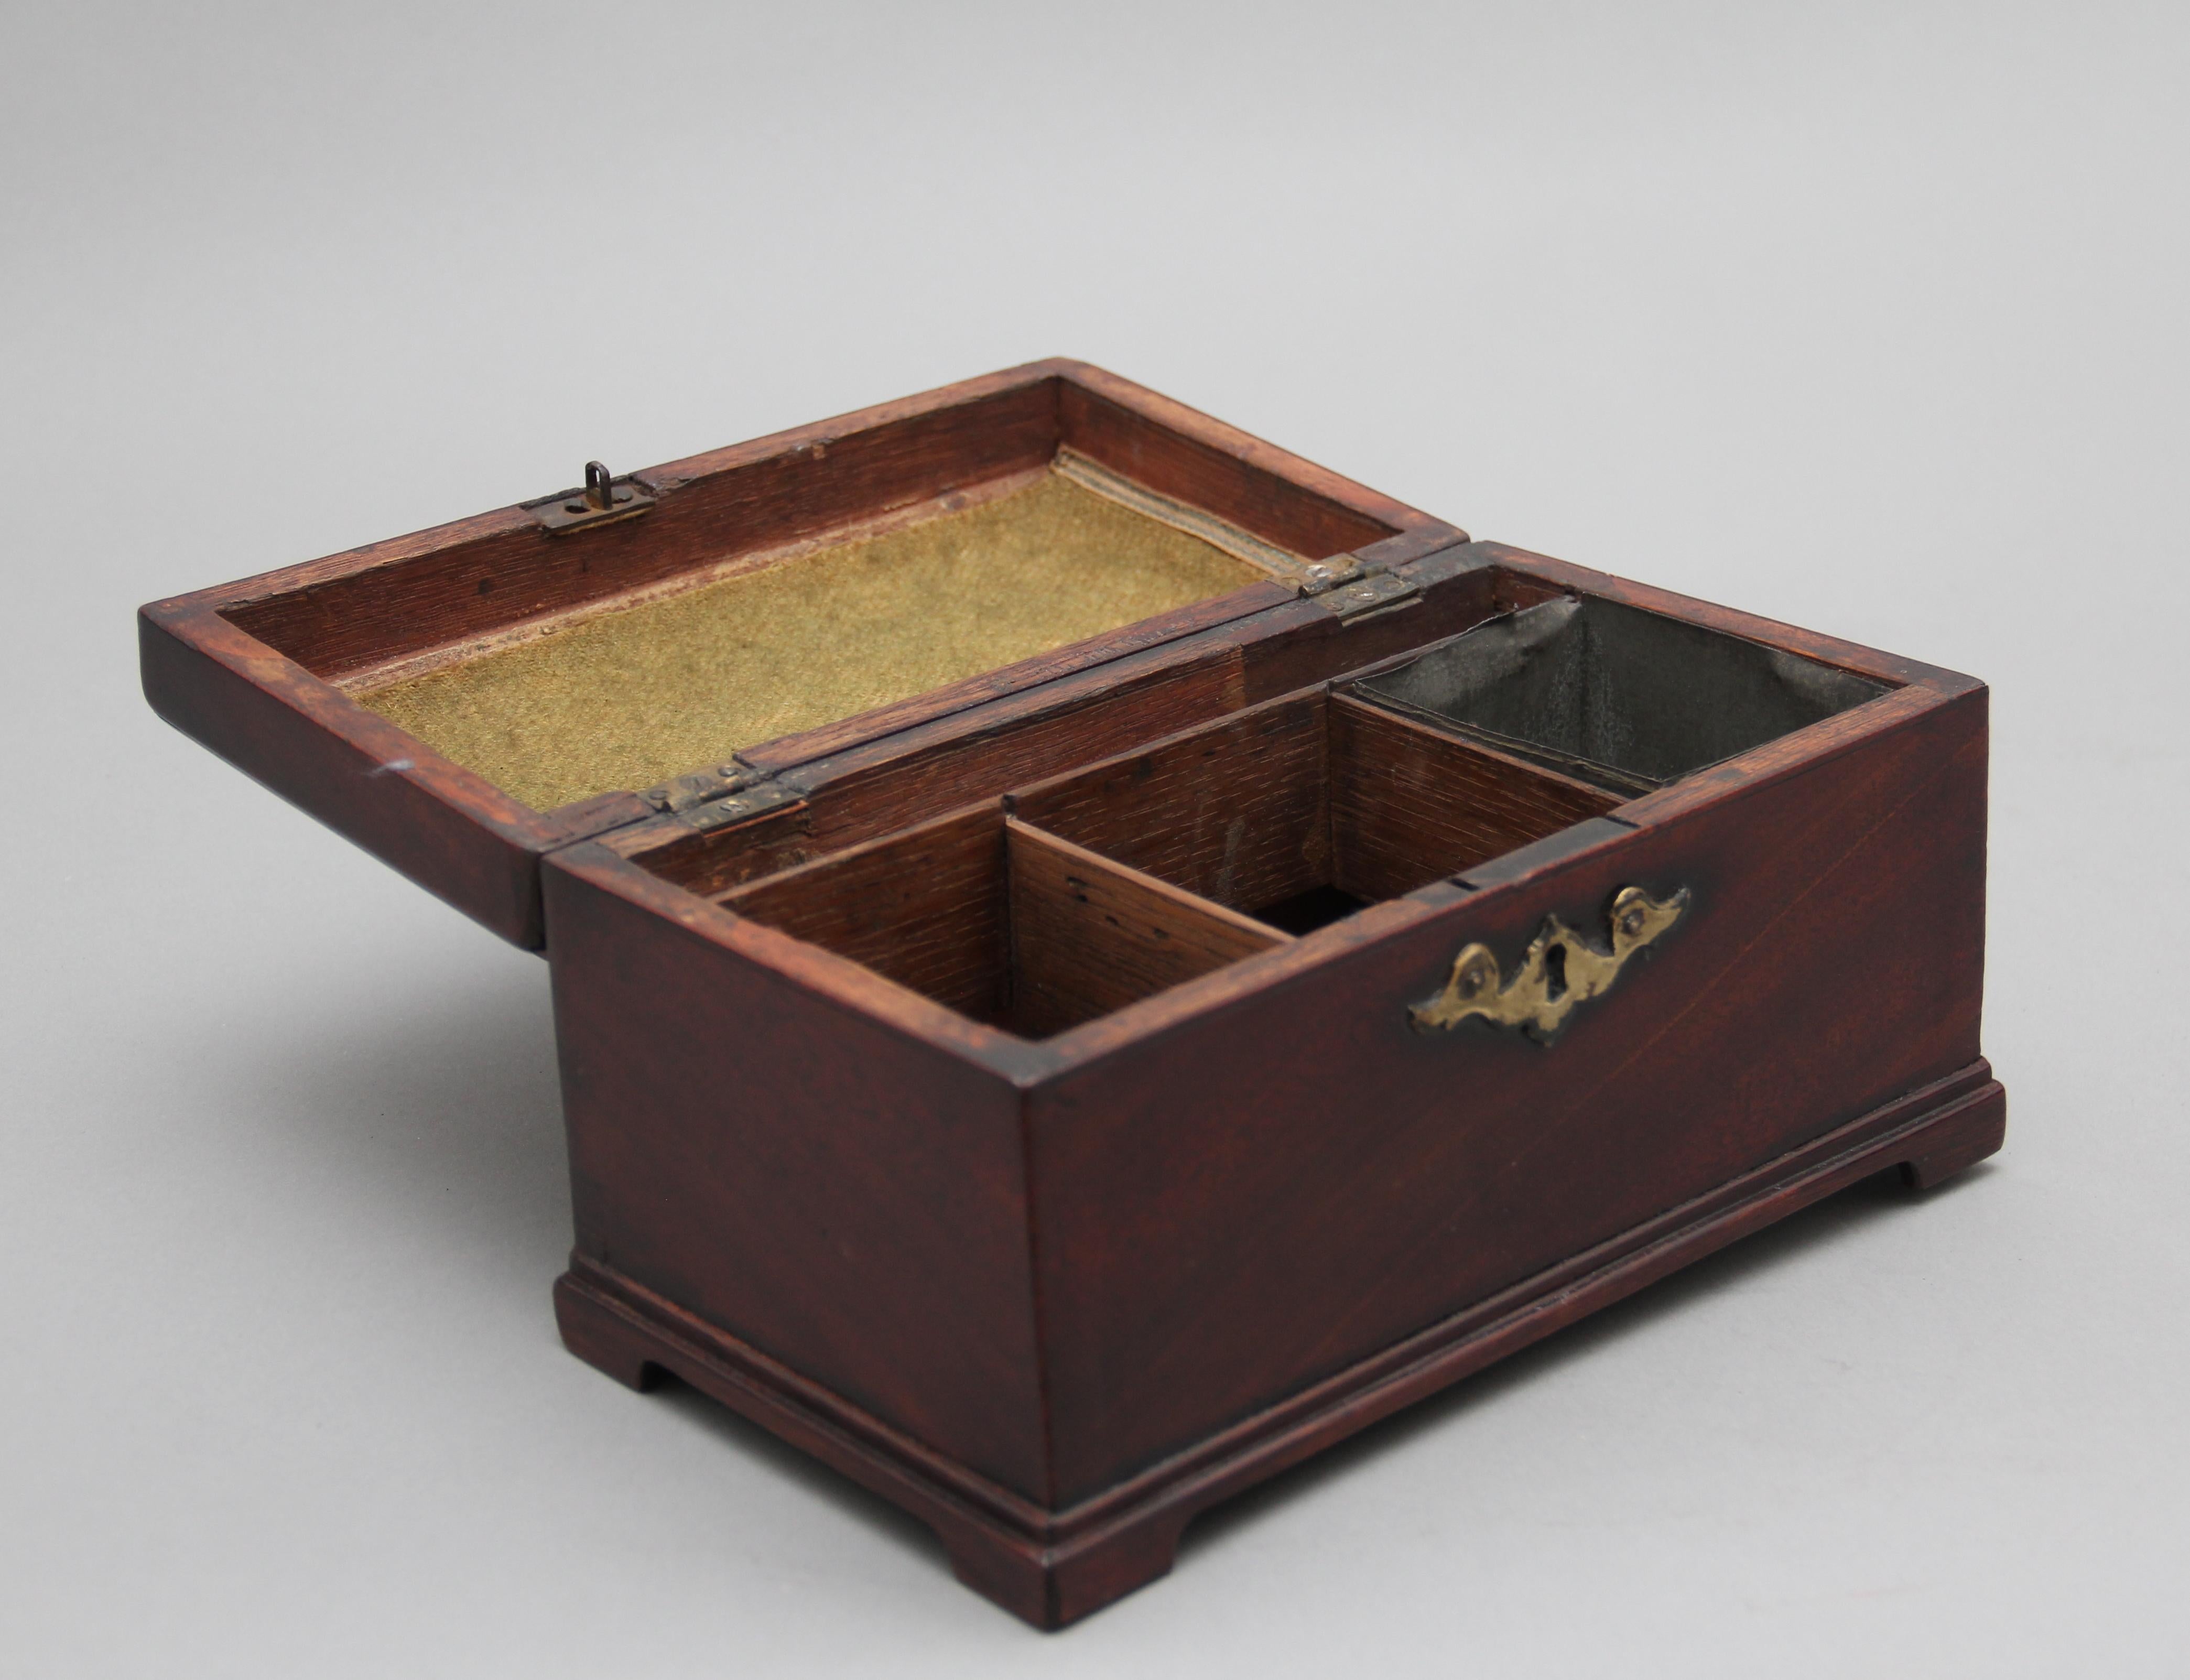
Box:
[543,851,1053,1502]
[1025,684,1988,1505]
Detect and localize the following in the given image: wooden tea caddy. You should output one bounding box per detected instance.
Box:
[140,360,2004,1629]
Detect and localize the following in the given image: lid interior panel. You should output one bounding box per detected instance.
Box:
[353,464,1283,811]
[208,366,1412,817]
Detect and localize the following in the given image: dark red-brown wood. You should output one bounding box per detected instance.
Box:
[1018,683,1988,1504]
[546,838,1053,1498]
[539,539,2000,1627]
[1326,692,1623,900]
[1005,820,1291,1038]
[721,804,1012,1024]
[552,1063,2002,1629]
[1007,693,1334,914]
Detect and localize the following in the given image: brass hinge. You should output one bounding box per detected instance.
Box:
[1296,557,1421,620]
[640,762,808,833]
[640,763,755,815]
[524,460,658,534]
[680,776,805,833]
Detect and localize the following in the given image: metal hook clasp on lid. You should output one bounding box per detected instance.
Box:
[583,460,616,511]
[527,458,658,532]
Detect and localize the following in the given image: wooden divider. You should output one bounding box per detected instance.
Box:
[715,693,1620,1039]
[1327,693,1621,901]
[720,804,1010,1024]
[1007,692,1329,913]
[1005,820,1291,1038]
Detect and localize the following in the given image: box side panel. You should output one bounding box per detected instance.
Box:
[541,849,1051,1501]
[139,604,559,946]
[1025,685,1989,1505]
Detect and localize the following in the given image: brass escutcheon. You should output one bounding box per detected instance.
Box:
[1410,885,1690,1043]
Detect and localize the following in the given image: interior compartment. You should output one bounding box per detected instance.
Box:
[1350,595,1891,795]
[218,370,1408,815]
[637,577,1898,1041]
[1007,689,1623,934]
[713,680,1626,1040]
[720,805,1290,1038]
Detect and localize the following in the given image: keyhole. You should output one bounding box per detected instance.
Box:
[1543,940,1568,1001]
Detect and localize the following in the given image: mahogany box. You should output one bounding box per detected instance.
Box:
[140,360,2004,1628]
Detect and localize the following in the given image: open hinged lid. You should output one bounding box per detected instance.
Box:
[138,360,1467,947]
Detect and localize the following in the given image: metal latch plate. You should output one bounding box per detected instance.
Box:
[525,461,658,534]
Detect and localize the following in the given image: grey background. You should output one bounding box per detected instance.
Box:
[4,3,2184,1674]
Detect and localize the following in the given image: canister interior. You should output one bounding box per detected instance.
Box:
[1348,595,1890,794]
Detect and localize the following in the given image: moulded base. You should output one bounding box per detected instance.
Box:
[554,1058,2005,1630]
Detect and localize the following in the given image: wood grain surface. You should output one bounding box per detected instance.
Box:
[722,804,1011,1024]
[1007,820,1291,1038]
[1328,692,1622,899]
